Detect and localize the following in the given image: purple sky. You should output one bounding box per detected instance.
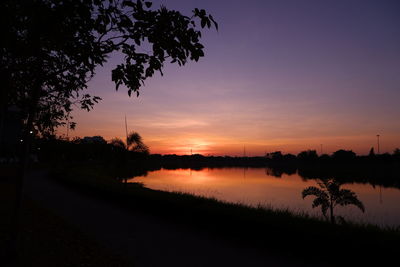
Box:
[67,0,400,155]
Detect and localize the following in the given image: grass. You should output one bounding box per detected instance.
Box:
[0,165,132,267]
[50,162,400,267]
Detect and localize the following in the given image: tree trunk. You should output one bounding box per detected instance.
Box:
[0,101,5,156]
[330,203,335,224]
[10,10,43,257]
[10,79,41,256]
[0,71,9,156]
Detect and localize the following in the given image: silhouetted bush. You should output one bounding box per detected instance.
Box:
[297,150,318,161]
[332,149,356,161]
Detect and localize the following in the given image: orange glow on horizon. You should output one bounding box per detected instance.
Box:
[52,0,400,158]
[58,121,400,156]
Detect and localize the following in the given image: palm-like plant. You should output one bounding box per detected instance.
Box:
[109,132,149,154]
[302,179,365,224]
[109,137,126,150]
[127,131,149,154]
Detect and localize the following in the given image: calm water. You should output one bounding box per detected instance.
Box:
[131,167,400,227]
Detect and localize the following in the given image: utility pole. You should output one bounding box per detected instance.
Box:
[376,134,380,154]
[320,144,323,155]
[125,115,128,145]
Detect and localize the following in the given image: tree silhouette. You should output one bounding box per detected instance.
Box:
[297,150,318,161]
[369,147,375,157]
[265,151,283,161]
[2,0,217,137]
[110,137,127,150]
[332,149,356,161]
[127,131,149,154]
[1,0,217,255]
[109,132,149,154]
[302,179,365,224]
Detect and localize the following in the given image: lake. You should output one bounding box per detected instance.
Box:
[131,167,400,227]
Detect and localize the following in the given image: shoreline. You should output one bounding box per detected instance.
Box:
[48,162,399,266]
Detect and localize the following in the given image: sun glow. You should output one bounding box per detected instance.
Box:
[169,138,214,155]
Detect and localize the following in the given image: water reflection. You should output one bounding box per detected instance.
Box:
[129,167,400,226]
[265,165,400,189]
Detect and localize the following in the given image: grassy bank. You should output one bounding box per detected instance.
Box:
[0,165,131,267]
[51,162,399,266]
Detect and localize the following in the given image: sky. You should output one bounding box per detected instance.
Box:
[64,0,400,156]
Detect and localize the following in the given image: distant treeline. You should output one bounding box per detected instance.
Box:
[265,148,400,163]
[29,137,400,165]
[3,137,400,188]
[6,137,398,166]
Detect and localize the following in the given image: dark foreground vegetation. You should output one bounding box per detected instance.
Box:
[46,160,400,267]
[1,0,217,263]
[2,138,400,266]
[0,165,131,267]
[2,136,400,266]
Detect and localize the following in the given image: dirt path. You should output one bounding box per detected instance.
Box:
[25,171,305,267]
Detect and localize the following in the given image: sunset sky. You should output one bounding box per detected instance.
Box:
[64,0,400,156]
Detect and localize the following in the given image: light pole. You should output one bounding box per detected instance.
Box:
[125,115,128,146]
[376,134,380,154]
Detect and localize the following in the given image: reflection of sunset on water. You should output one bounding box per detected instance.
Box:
[132,168,400,227]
